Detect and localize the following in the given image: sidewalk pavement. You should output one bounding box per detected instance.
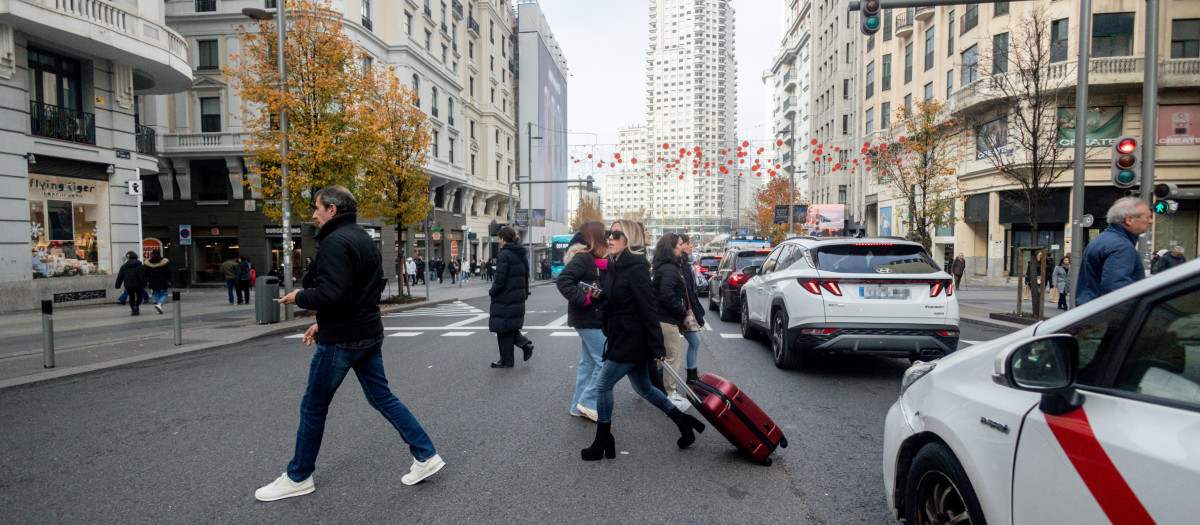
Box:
[0,274,557,390]
[954,284,1067,330]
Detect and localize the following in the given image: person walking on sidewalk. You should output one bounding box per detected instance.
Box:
[114,251,147,316]
[1052,256,1071,310]
[678,234,706,387]
[486,258,496,281]
[1153,246,1187,274]
[435,258,445,284]
[235,256,253,305]
[144,251,171,314]
[652,233,689,409]
[222,256,239,304]
[1076,197,1152,306]
[580,221,705,461]
[488,226,534,368]
[555,222,608,422]
[261,186,444,502]
[951,254,966,291]
[415,255,426,285]
[405,257,417,287]
[448,258,459,284]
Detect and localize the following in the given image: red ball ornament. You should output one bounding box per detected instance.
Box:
[742,141,749,147]
[614,153,621,158]
[663,143,670,149]
[776,140,784,147]
[834,163,842,170]
[679,175,684,179]
[631,158,638,164]
[811,139,818,145]
[587,154,593,158]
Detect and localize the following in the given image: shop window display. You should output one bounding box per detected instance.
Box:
[29,175,110,278]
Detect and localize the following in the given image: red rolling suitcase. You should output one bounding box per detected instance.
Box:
[664,366,788,465]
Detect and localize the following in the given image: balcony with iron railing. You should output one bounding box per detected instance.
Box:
[21,0,191,94]
[362,17,373,31]
[195,0,216,12]
[895,9,914,38]
[424,5,433,18]
[30,102,96,145]
[913,6,933,22]
[452,0,463,19]
[468,16,480,34]
[136,125,156,155]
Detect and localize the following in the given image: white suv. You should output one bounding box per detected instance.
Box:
[738,237,960,369]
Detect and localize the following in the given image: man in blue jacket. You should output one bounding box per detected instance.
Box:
[1075,197,1153,306]
[256,186,443,502]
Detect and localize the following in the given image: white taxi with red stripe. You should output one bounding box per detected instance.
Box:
[883,258,1200,524]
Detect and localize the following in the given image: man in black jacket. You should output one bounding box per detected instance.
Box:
[259,186,443,502]
[114,251,147,316]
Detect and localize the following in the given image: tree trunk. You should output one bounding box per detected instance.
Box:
[397,223,410,299]
[1015,249,1026,317]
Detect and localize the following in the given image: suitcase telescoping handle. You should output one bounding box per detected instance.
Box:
[661,361,704,406]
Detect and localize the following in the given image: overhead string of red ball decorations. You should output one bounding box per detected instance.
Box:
[568,139,795,182]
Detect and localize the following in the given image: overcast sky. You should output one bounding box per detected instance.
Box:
[537,0,779,148]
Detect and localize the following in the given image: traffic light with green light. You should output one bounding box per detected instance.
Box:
[1154,200,1178,215]
[1110,135,1140,189]
[860,0,881,35]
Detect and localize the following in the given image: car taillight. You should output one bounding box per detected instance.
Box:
[929,280,953,297]
[929,282,943,297]
[798,279,843,296]
[730,273,749,286]
[936,330,959,337]
[947,282,953,296]
[801,328,837,335]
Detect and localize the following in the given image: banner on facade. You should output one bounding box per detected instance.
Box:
[1056,106,1124,147]
[880,207,893,237]
[807,204,846,237]
[531,209,546,227]
[975,118,1009,160]
[515,209,530,228]
[774,205,789,224]
[1159,105,1200,146]
[774,205,808,224]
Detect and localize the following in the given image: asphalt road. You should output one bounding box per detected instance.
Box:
[0,285,1009,523]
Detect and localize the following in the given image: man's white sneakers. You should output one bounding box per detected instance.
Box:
[255,473,315,502]
[402,454,446,485]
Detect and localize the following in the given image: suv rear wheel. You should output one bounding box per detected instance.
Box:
[708,288,719,311]
[739,295,758,339]
[771,309,804,369]
[719,291,737,322]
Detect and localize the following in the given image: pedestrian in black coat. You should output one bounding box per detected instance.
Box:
[115,251,148,315]
[488,226,533,368]
[678,234,706,385]
[145,251,172,314]
[580,222,705,461]
[436,258,445,283]
[555,223,610,420]
[652,233,689,398]
[236,256,253,304]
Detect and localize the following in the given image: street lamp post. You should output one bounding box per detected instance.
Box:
[244,3,293,320]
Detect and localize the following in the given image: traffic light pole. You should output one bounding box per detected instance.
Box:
[1139,0,1161,264]
[1068,0,1091,309]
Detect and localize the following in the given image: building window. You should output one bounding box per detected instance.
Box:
[946,69,954,97]
[865,61,874,99]
[865,108,874,134]
[448,135,454,163]
[962,4,978,34]
[442,44,448,64]
[495,129,499,145]
[883,9,893,41]
[1051,18,1070,63]
[904,94,912,114]
[881,102,890,129]
[1093,13,1135,57]
[496,160,501,180]
[924,82,934,101]
[1173,19,1200,58]
[868,35,875,52]
[431,86,439,117]
[27,47,83,116]
[406,12,413,36]
[469,76,474,97]
[490,88,495,103]
[361,0,373,31]
[197,40,219,70]
[412,74,420,107]
[425,31,432,52]
[470,154,476,175]
[881,54,892,91]
[29,175,109,277]
[994,2,1009,17]
[469,120,475,139]
[904,43,913,84]
[200,97,221,132]
[447,97,454,125]
[993,33,1009,73]
[838,185,847,204]
[489,55,494,71]
[843,79,850,99]
[948,13,955,56]
[842,114,849,135]
[432,130,439,158]
[961,45,978,85]
[924,27,935,71]
[196,0,216,13]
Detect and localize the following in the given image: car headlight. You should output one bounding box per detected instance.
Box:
[900,361,937,395]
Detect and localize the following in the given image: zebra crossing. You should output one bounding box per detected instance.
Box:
[382,301,485,318]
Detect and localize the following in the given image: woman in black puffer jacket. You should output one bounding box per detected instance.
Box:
[652,233,688,401]
[580,220,705,461]
[488,226,534,368]
[554,222,609,421]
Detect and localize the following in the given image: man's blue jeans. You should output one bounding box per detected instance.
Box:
[225,280,236,303]
[118,288,150,303]
[287,340,438,482]
[683,331,701,369]
[151,288,169,305]
[594,360,675,424]
[570,328,605,414]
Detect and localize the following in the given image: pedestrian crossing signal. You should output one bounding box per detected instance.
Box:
[1154,200,1178,215]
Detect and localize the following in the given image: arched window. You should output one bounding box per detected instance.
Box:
[447,96,454,125]
[412,74,420,107]
[431,86,439,117]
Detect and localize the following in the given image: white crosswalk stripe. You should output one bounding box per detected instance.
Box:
[383,300,485,318]
[719,333,740,339]
[284,334,304,339]
[550,331,577,337]
[388,332,423,337]
[442,332,475,337]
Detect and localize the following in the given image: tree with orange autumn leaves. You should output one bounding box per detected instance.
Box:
[866,98,966,250]
[752,177,807,245]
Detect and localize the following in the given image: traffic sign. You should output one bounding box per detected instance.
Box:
[179,225,192,246]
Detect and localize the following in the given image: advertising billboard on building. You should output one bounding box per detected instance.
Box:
[1159,105,1200,146]
[807,204,846,237]
[880,207,893,237]
[1056,106,1123,148]
[537,38,568,223]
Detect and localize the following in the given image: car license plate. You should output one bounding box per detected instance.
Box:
[860,285,911,300]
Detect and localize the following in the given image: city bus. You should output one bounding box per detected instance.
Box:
[549,234,574,278]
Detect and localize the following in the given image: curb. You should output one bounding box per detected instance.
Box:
[0,298,460,391]
[959,314,1029,331]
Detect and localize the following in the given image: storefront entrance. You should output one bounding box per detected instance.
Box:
[194,237,238,283]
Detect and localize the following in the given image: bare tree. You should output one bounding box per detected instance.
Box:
[968,6,1088,319]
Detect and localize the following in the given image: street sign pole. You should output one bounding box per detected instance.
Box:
[1139,0,1161,264]
[1068,0,1091,309]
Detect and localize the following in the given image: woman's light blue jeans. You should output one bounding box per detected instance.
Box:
[683,331,700,369]
[570,328,606,413]
[594,360,675,424]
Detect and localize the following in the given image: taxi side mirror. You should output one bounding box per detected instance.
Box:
[993,334,1083,416]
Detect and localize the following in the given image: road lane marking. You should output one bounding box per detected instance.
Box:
[385,326,577,330]
[388,332,422,337]
[719,333,740,339]
[704,324,713,331]
[960,340,981,345]
[548,314,569,327]
[447,314,489,327]
[284,334,304,339]
[550,331,577,337]
[442,332,474,337]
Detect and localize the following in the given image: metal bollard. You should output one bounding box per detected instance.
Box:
[42,300,55,368]
[173,291,182,346]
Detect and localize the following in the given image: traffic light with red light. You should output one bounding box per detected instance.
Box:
[860,0,881,35]
[1111,135,1141,189]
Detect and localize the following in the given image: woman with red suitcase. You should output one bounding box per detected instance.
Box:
[580,220,706,461]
